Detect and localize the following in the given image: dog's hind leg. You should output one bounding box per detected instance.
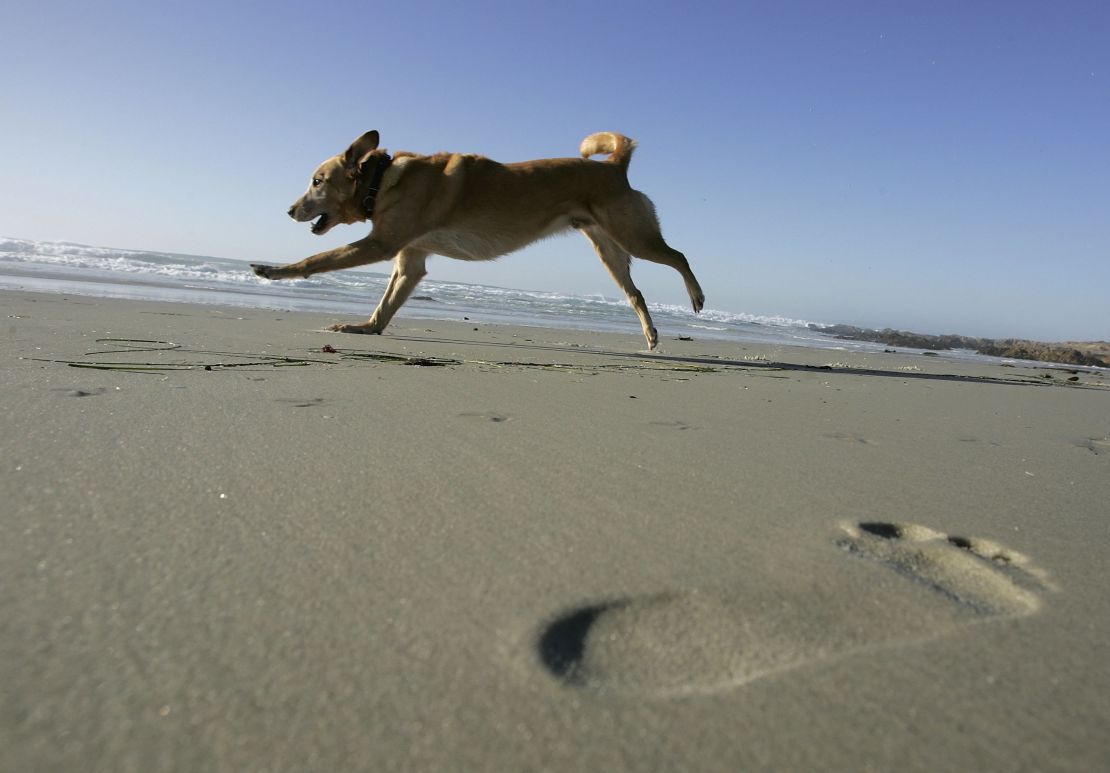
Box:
[329,249,429,334]
[581,227,658,350]
[594,192,705,314]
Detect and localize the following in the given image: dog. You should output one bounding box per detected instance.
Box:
[251,130,704,349]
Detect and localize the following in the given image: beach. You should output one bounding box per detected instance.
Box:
[3,288,1110,771]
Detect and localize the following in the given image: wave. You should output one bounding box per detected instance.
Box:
[1,237,255,283]
[1,236,839,349]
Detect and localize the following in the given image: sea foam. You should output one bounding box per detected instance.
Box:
[2,236,870,352]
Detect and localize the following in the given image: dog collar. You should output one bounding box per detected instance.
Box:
[361,153,393,219]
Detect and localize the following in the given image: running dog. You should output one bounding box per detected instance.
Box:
[251,130,704,349]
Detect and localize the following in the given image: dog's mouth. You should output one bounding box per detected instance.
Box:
[310,213,331,235]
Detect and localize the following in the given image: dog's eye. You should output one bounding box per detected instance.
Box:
[312,177,323,188]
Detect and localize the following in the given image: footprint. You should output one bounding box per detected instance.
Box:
[53,387,106,398]
[535,521,1051,697]
[1078,437,1110,456]
[648,420,695,431]
[458,412,510,423]
[822,431,874,445]
[275,397,327,408]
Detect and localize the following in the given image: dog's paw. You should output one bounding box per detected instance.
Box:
[251,263,278,279]
[328,323,383,335]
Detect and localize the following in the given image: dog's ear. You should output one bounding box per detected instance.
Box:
[343,130,380,171]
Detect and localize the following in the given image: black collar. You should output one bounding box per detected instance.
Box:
[361,153,393,219]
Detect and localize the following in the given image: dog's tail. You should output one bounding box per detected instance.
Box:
[580,132,637,171]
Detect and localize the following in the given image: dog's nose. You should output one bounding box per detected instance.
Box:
[287,205,296,219]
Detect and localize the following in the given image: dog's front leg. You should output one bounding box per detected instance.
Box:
[330,249,429,334]
[251,235,393,280]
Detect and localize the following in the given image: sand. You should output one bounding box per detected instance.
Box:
[3,289,1109,772]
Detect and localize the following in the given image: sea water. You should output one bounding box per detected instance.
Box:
[0,236,965,359]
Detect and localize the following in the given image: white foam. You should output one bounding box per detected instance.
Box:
[3,236,846,352]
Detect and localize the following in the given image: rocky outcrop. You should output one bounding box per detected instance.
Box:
[808,324,1109,368]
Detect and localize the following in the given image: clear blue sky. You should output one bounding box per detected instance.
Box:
[2,1,1107,340]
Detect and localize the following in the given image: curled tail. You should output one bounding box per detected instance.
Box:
[580,132,637,171]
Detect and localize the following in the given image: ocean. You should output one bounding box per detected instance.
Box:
[0,236,947,358]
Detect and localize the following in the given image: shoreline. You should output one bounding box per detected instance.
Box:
[7,235,1107,370]
[4,268,1107,374]
[4,289,1110,771]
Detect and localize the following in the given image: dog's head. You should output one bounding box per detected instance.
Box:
[287,130,384,235]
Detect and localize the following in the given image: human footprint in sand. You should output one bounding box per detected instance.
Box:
[537,521,1052,697]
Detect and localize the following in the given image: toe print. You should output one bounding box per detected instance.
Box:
[838,521,1051,616]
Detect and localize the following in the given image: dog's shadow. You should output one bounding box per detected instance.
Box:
[381,333,1072,389]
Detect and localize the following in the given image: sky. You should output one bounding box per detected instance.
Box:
[1,0,1107,340]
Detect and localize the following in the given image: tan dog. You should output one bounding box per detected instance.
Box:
[251,130,704,349]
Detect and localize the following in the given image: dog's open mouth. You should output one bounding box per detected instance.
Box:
[310,213,331,234]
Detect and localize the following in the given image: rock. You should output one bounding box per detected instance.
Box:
[807,324,1109,368]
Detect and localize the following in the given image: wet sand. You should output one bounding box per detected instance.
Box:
[3,290,1109,772]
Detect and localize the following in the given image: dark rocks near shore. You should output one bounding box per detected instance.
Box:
[808,324,1109,368]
